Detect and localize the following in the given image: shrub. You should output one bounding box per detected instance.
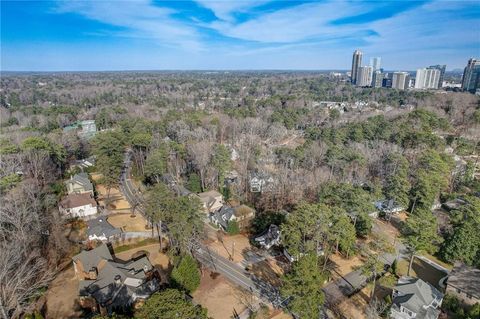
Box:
[171,255,201,293]
[226,220,240,235]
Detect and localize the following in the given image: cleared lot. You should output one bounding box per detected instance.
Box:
[108,213,149,232]
[193,270,248,319]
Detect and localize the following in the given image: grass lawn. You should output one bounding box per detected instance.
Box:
[396,256,448,289]
[418,253,453,270]
[113,238,158,253]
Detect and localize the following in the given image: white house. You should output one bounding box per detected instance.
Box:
[59,193,98,218]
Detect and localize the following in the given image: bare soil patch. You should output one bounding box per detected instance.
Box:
[108,213,149,232]
[45,265,83,319]
[192,270,248,319]
[329,253,364,279]
[207,234,253,263]
[90,173,131,210]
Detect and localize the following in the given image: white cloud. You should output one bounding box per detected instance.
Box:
[204,1,370,43]
[195,0,270,22]
[55,0,203,50]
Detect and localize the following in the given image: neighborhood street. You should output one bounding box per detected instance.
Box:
[119,151,284,307]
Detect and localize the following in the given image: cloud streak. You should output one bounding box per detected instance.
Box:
[55,0,204,50]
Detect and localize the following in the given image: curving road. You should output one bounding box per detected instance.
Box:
[119,151,284,308]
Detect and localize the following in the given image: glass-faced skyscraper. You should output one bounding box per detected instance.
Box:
[462,58,480,93]
[370,57,381,71]
[351,50,363,84]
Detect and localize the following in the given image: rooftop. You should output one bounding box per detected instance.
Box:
[447,262,480,299]
[392,277,443,319]
[60,193,97,209]
[87,216,122,239]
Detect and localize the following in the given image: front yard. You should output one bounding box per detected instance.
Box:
[108,213,149,232]
[90,173,131,211]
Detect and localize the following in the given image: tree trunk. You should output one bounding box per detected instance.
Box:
[408,253,415,276]
[370,271,377,300]
[156,223,162,251]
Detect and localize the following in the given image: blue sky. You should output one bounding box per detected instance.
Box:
[1,0,479,71]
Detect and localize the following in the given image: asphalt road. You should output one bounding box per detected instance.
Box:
[118,151,283,307]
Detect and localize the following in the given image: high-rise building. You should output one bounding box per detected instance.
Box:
[372,71,384,88]
[429,65,446,88]
[392,72,410,90]
[351,50,363,84]
[462,58,480,93]
[370,57,381,71]
[415,68,441,89]
[357,66,373,87]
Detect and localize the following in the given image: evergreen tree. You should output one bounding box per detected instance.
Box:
[403,208,442,274]
[135,289,208,319]
[171,255,201,293]
[383,153,410,208]
[281,254,326,318]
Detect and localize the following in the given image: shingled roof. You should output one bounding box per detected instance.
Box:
[65,172,94,192]
[74,244,159,311]
[60,193,97,209]
[392,277,443,319]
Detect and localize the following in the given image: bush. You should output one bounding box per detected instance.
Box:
[226,220,240,235]
[171,255,201,293]
[442,294,460,313]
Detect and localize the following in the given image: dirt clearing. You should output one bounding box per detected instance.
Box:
[207,234,253,264]
[193,270,248,319]
[108,213,149,232]
[45,265,82,319]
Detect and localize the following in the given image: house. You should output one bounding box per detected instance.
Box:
[65,173,94,195]
[87,216,122,242]
[254,224,281,249]
[446,263,480,306]
[63,120,97,139]
[74,157,96,170]
[198,190,224,214]
[210,204,255,231]
[249,172,274,193]
[375,199,405,217]
[59,193,98,218]
[391,277,443,319]
[225,169,240,186]
[72,244,160,315]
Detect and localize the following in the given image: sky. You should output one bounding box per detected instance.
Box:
[1,0,480,71]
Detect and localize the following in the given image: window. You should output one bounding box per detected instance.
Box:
[467,294,472,299]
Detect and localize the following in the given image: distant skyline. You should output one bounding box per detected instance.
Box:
[1,0,480,71]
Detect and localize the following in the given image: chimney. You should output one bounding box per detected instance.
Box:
[143,264,149,273]
[114,274,121,287]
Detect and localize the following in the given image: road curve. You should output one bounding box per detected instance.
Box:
[118,151,283,307]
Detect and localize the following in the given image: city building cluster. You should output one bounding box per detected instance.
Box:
[350,50,480,94]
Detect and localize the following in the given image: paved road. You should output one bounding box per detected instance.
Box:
[119,151,284,308]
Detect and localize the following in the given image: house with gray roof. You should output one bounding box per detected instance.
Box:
[446,262,480,306]
[254,224,281,249]
[86,216,122,242]
[391,277,443,319]
[73,244,160,315]
[210,204,255,232]
[65,172,94,196]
